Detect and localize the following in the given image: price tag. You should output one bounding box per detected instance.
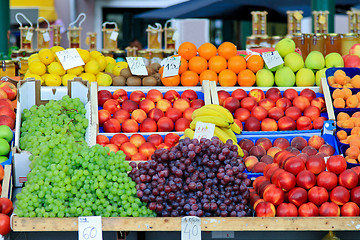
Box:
[126,57,148,76]
[43,32,50,42]
[56,48,85,70]
[110,31,119,41]
[261,51,284,70]
[181,216,201,240]
[25,31,33,41]
[161,56,181,77]
[319,15,326,24]
[78,216,103,240]
[193,122,215,141]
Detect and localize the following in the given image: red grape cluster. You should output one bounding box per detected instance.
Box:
[129,137,252,217]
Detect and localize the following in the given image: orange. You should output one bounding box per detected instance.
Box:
[218,69,237,87]
[217,42,237,60]
[179,57,188,74]
[159,66,164,75]
[177,42,197,60]
[246,54,264,73]
[208,56,227,73]
[180,71,199,86]
[227,55,246,74]
[198,42,217,60]
[161,74,180,86]
[200,69,218,84]
[238,69,256,87]
[188,56,208,74]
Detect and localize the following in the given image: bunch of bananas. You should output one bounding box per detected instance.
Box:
[182,104,244,157]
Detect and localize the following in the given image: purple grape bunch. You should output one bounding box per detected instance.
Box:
[129,136,252,217]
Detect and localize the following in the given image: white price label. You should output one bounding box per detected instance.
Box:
[193,122,215,141]
[43,32,50,42]
[261,51,284,70]
[181,216,201,240]
[110,31,119,41]
[126,57,148,76]
[78,216,103,240]
[56,48,85,70]
[25,31,33,41]
[162,56,181,77]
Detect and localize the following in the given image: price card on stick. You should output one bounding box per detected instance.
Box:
[56,48,85,70]
[261,51,284,70]
[78,216,103,240]
[110,31,119,41]
[181,216,201,240]
[161,56,181,77]
[43,32,50,42]
[193,122,215,141]
[126,57,148,76]
[25,31,33,41]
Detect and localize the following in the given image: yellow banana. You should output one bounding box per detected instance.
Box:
[190,116,231,129]
[214,127,244,157]
[202,104,234,123]
[230,122,242,134]
[184,128,195,139]
[220,126,237,143]
[191,107,229,122]
[179,135,185,140]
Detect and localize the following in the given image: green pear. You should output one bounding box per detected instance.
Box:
[275,38,296,58]
[296,68,315,86]
[305,51,325,70]
[325,52,344,68]
[256,69,274,87]
[315,68,327,86]
[284,52,304,72]
[275,66,295,87]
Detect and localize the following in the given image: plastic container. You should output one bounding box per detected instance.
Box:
[339,144,360,169]
[326,67,360,94]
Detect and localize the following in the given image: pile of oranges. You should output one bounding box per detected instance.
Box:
[160,41,264,87]
[328,69,360,89]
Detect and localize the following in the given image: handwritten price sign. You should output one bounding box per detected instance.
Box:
[181,216,201,240]
[56,48,85,70]
[193,122,215,141]
[261,51,284,70]
[78,216,103,240]
[161,56,181,77]
[126,57,148,76]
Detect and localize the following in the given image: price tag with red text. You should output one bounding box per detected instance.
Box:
[193,122,215,141]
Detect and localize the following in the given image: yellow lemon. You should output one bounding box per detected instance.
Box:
[50,46,65,53]
[90,50,103,59]
[38,49,55,65]
[105,63,115,73]
[79,72,96,83]
[28,54,41,64]
[105,56,116,65]
[112,62,128,76]
[84,60,100,75]
[96,55,107,72]
[24,73,42,81]
[47,62,66,76]
[116,61,128,68]
[77,48,91,63]
[29,61,47,75]
[41,73,49,85]
[96,72,112,86]
[44,73,62,86]
[62,73,77,86]
[67,66,84,75]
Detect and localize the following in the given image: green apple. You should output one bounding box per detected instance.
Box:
[275,66,296,87]
[256,69,275,87]
[275,38,296,58]
[305,51,325,70]
[284,52,304,72]
[315,68,327,86]
[296,68,315,86]
[0,139,9,156]
[265,63,284,72]
[0,156,8,163]
[325,52,344,68]
[0,125,13,143]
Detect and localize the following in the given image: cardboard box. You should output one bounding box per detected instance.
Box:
[13,79,96,187]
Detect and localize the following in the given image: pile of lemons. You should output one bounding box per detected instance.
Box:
[25,46,128,86]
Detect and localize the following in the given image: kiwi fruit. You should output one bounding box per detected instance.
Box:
[142,76,157,86]
[146,66,155,76]
[153,73,162,86]
[112,76,126,86]
[126,76,142,86]
[150,62,161,72]
[120,68,132,79]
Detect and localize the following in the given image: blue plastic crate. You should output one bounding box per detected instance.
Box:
[326,67,360,94]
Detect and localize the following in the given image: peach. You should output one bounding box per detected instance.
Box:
[147,134,163,147]
[139,118,157,132]
[139,99,155,113]
[319,144,336,156]
[241,97,258,111]
[183,108,196,121]
[249,145,267,159]
[239,139,255,152]
[131,153,147,161]
[165,107,183,122]
[311,97,326,112]
[148,108,164,122]
[217,90,231,105]
[302,146,317,156]
[261,118,278,131]
[129,90,145,103]
[308,135,325,150]
[276,98,292,111]
[303,106,321,121]
[248,89,265,102]
[251,106,268,121]
[191,99,205,109]
[103,118,121,133]
[122,100,138,113]
[164,133,180,147]
[139,142,156,159]
[129,134,146,148]
[164,90,180,103]
[258,98,276,111]
[96,135,110,146]
[268,107,284,121]
[105,143,119,154]
[174,118,190,131]
[293,96,310,112]
[283,89,298,101]
[120,142,138,160]
[110,133,129,147]
[234,108,251,122]
[255,137,272,151]
[98,109,112,126]
[267,147,282,158]
[146,89,163,103]
[121,119,138,133]
[260,155,274,164]
[313,116,327,130]
[245,155,259,171]
[173,98,190,113]
[156,99,172,112]
[273,138,290,150]
[252,162,267,173]
[131,109,147,123]
[113,109,130,124]
[157,117,174,132]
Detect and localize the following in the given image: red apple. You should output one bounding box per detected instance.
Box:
[173,98,190,113]
[241,97,257,111]
[103,99,121,114]
[103,118,121,133]
[110,133,129,147]
[96,135,109,146]
[223,97,240,113]
[288,187,308,207]
[181,89,197,102]
[174,118,190,131]
[0,115,14,130]
[296,170,316,190]
[283,89,298,101]
[234,108,250,122]
[121,100,138,113]
[285,106,302,121]
[112,89,128,103]
[146,89,163,103]
[164,133,180,147]
[308,186,329,206]
[265,88,282,103]
[248,89,265,102]
[344,54,360,68]
[261,118,278,131]
[164,90,180,103]
[98,109,111,126]
[98,90,113,106]
[341,202,360,216]
[276,202,298,217]
[129,90,145,103]
[330,186,350,205]
[139,118,157,132]
[276,98,292,111]
[157,117,174,132]
[0,82,16,100]
[278,116,296,131]
[0,99,13,111]
[121,119,139,133]
[339,169,359,189]
[255,201,276,217]
[217,90,231,105]
[147,134,163,148]
[231,89,247,101]
[268,107,284,121]
[129,134,146,148]
[317,171,338,191]
[276,171,296,192]
[326,155,347,175]
[319,202,340,217]
[298,202,319,217]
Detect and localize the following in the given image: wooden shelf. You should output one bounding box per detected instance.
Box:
[12,216,360,232]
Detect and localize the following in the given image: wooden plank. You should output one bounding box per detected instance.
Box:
[209,81,219,105]
[201,80,211,105]
[1,165,11,199]
[12,216,360,232]
[321,77,336,121]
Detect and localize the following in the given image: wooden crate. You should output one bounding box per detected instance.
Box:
[1,165,12,199]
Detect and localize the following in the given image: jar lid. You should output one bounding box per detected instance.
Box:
[114,50,125,53]
[328,33,339,36]
[271,36,282,39]
[343,33,359,36]
[20,57,29,60]
[152,50,163,53]
[246,35,258,40]
[163,49,175,53]
[101,50,110,54]
[3,60,14,64]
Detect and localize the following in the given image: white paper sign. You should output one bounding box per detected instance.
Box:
[110,31,119,41]
[78,216,103,240]
[181,216,201,240]
[43,32,50,42]
[261,51,284,69]
[126,57,148,76]
[162,56,181,77]
[25,31,33,41]
[56,48,85,70]
[193,122,215,141]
